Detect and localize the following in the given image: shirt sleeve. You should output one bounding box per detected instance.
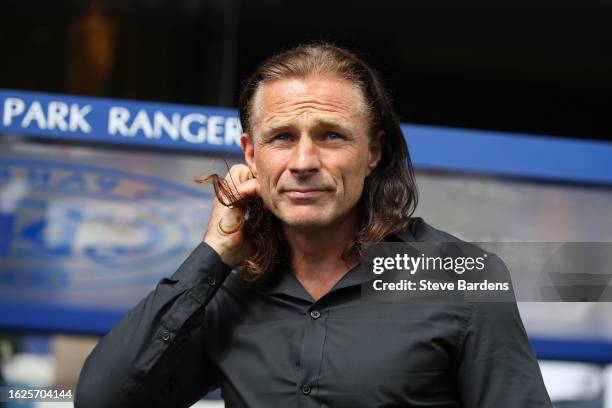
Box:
[454,255,553,407]
[75,242,232,408]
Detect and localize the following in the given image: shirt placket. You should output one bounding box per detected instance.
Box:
[296,305,328,407]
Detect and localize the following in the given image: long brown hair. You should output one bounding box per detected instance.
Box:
[197,43,418,282]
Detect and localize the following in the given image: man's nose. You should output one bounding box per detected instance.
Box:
[288,136,321,176]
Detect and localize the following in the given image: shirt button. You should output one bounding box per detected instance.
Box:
[301,384,311,395]
[160,329,170,342]
[310,310,321,319]
[207,275,216,286]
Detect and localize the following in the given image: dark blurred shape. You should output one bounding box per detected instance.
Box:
[64,1,116,96]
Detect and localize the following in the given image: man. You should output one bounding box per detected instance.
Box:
[75,43,552,407]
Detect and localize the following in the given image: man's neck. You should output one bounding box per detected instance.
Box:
[283,210,360,301]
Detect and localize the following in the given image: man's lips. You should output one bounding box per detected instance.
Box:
[283,189,330,200]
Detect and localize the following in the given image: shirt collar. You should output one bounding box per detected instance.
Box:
[253,217,422,302]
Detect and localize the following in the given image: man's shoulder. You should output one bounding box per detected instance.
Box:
[401,216,466,243]
[401,217,496,259]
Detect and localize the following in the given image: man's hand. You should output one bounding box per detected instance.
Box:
[203,164,260,268]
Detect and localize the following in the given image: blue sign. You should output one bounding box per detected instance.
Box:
[0,89,243,154]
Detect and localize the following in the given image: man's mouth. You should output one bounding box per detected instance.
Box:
[283,189,329,200]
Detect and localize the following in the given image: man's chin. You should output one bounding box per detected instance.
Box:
[281,217,329,230]
[276,211,333,231]
[274,204,357,231]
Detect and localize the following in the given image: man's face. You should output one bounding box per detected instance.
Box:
[241,75,382,230]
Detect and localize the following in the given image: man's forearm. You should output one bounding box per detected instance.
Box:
[74,242,232,408]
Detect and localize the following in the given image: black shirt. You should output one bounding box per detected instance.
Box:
[75,217,552,407]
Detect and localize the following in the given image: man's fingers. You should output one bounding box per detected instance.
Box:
[222,165,257,198]
[236,177,259,197]
[237,166,255,183]
[225,164,253,184]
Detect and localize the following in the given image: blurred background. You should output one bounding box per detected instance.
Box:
[0,0,611,407]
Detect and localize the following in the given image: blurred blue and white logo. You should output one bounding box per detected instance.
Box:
[0,158,213,309]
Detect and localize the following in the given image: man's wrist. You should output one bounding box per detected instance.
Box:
[202,237,241,269]
[169,242,232,303]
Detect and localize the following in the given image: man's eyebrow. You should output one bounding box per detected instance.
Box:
[262,118,352,134]
[261,121,292,135]
[312,118,352,131]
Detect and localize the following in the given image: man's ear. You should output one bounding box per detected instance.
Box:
[367,130,384,175]
[240,133,257,177]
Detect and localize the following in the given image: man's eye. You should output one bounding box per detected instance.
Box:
[326,132,343,140]
[272,133,290,141]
